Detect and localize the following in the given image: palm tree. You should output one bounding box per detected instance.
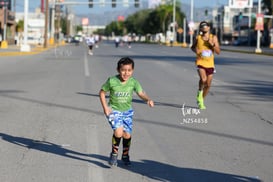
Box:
[156,4,173,33]
[155,2,185,33]
[262,0,273,28]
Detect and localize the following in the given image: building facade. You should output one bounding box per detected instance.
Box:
[213,2,270,46]
[0,0,16,44]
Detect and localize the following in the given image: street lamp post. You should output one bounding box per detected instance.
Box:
[248,6,252,46]
[172,0,176,44]
[182,17,187,47]
[20,0,31,52]
[44,0,49,48]
[255,0,262,53]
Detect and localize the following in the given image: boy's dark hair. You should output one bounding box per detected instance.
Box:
[117,57,134,70]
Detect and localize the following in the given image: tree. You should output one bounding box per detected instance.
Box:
[104,1,186,37]
[124,2,185,35]
[60,17,67,35]
[105,21,124,36]
[76,25,83,33]
[156,4,173,33]
[262,0,273,28]
[154,1,185,33]
[125,9,152,35]
[16,20,24,32]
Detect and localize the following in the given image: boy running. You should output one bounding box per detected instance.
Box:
[99,57,154,166]
[191,21,220,109]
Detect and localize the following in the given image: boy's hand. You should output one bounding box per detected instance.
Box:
[104,107,112,116]
[147,100,154,107]
[137,91,154,107]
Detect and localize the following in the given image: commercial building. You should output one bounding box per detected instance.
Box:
[16,8,45,45]
[0,0,16,45]
[213,2,272,46]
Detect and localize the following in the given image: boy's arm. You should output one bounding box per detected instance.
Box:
[137,91,154,107]
[99,89,111,116]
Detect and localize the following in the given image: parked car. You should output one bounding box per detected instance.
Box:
[232,39,248,46]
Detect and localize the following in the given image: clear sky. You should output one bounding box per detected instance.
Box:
[185,0,228,8]
[15,0,230,14]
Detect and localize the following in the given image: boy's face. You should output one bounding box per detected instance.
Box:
[118,64,134,82]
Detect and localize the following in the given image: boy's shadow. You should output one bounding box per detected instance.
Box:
[0,133,109,168]
[0,133,262,181]
[89,154,261,182]
[77,92,193,109]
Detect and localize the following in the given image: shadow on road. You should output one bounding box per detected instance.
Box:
[89,154,261,182]
[1,91,272,148]
[218,80,273,102]
[1,132,262,181]
[77,92,185,109]
[0,133,109,169]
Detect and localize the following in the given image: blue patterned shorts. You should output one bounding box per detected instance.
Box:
[106,109,134,134]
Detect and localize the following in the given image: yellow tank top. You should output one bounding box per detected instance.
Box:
[195,34,215,68]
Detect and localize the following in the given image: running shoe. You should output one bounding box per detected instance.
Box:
[109,153,118,166]
[198,102,206,110]
[121,155,131,166]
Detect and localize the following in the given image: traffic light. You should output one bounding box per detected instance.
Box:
[89,0,93,8]
[134,0,139,8]
[112,0,116,7]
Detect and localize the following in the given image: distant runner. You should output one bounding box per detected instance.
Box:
[191,21,221,109]
[85,35,95,55]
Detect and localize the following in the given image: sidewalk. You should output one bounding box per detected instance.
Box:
[221,45,273,56]
[0,44,55,56]
[168,42,273,56]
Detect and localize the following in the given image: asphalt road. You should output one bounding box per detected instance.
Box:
[0,42,272,182]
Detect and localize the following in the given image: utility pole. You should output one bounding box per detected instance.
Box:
[41,0,44,13]
[190,0,194,47]
[44,0,49,48]
[172,0,176,44]
[0,1,8,48]
[20,0,31,52]
[66,5,69,37]
[50,0,55,45]
[13,0,16,12]
[56,4,61,44]
[255,0,262,53]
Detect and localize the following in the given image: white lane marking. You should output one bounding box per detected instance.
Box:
[84,53,90,77]
[60,144,71,147]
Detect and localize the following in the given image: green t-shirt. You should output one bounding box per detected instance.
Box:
[101,75,143,111]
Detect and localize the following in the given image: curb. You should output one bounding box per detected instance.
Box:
[220,48,273,57]
[0,44,66,57]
